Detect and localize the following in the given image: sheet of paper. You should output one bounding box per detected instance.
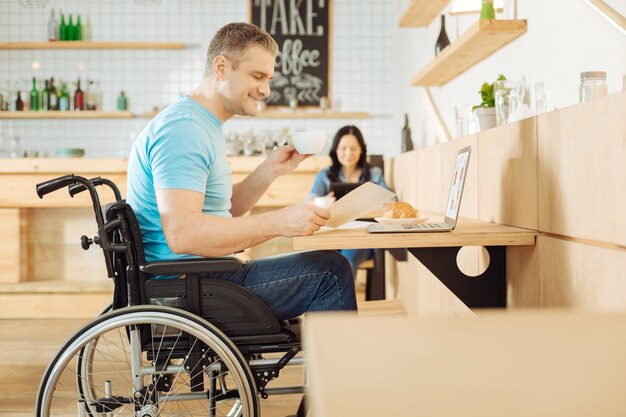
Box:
[325,182,396,228]
[319,220,373,232]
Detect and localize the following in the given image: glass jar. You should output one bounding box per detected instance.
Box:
[579,71,607,103]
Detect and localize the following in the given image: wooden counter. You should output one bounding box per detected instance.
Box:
[0,156,330,287]
[294,220,536,251]
[0,156,330,208]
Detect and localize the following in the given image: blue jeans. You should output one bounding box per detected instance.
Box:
[203,250,358,321]
[340,249,374,279]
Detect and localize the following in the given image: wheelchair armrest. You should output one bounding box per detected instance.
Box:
[140,257,245,276]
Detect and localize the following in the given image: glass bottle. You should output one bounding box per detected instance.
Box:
[82,16,92,42]
[48,8,58,41]
[49,77,58,110]
[579,71,608,103]
[59,13,67,41]
[15,90,24,111]
[76,15,82,41]
[401,113,414,153]
[41,79,49,111]
[74,78,84,110]
[0,83,6,111]
[117,91,128,111]
[59,81,70,111]
[435,15,450,56]
[85,80,95,110]
[29,77,39,111]
[480,0,496,19]
[68,15,75,41]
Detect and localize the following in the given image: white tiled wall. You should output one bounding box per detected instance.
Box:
[0,0,396,158]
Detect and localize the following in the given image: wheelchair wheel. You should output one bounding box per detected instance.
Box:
[37,305,259,417]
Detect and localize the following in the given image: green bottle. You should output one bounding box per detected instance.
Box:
[76,15,82,41]
[480,0,496,19]
[30,77,39,111]
[68,15,75,41]
[117,91,128,111]
[59,13,67,41]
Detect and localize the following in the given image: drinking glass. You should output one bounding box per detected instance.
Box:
[494,79,514,126]
[455,104,473,137]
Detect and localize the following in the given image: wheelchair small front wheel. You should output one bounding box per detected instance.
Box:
[36,305,259,417]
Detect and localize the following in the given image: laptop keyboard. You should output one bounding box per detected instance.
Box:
[401,223,449,230]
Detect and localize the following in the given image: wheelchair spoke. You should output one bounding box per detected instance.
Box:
[38,307,259,417]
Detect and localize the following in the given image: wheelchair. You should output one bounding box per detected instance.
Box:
[35,174,305,417]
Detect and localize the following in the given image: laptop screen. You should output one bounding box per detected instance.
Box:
[444,147,471,224]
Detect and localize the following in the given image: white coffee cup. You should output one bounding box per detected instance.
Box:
[292,131,326,154]
[313,195,335,209]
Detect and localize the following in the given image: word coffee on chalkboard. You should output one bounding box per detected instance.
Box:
[250,0,330,107]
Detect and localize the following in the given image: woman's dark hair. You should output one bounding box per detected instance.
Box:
[327,125,370,182]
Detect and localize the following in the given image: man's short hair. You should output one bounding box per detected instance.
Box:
[205,22,278,77]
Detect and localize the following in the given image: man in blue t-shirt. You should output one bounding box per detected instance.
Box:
[127,22,357,321]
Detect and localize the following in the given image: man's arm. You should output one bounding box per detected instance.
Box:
[157,188,329,257]
[230,143,310,216]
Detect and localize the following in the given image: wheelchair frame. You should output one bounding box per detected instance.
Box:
[34,174,306,417]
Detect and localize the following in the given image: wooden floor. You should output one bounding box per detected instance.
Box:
[0,318,305,417]
[0,287,371,416]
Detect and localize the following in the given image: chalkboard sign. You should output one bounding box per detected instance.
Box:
[250,0,331,107]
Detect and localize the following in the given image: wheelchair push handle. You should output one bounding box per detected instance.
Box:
[68,177,123,201]
[36,174,106,227]
[36,174,78,198]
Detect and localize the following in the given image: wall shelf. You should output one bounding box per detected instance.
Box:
[399,0,450,27]
[0,110,368,120]
[0,41,185,50]
[0,111,135,119]
[237,110,369,119]
[411,19,527,87]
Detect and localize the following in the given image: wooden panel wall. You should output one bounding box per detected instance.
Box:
[28,209,108,282]
[390,91,626,315]
[538,91,626,246]
[0,209,20,283]
[538,236,626,310]
[478,117,537,229]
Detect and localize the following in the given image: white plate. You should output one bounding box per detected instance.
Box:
[374,217,429,225]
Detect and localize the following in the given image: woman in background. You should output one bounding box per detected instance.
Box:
[308,125,392,278]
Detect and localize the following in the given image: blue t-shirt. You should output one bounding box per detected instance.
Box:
[126,96,232,262]
[307,166,390,200]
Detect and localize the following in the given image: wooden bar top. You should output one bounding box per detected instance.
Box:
[0,156,330,174]
[293,219,537,250]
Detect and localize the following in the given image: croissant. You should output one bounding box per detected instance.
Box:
[383,202,418,219]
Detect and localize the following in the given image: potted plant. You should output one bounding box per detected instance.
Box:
[473,74,506,131]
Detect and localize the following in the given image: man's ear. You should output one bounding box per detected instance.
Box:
[213,55,228,81]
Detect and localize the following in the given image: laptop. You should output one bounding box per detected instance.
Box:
[367,146,471,233]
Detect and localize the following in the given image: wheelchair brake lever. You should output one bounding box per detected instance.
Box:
[97,219,128,253]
